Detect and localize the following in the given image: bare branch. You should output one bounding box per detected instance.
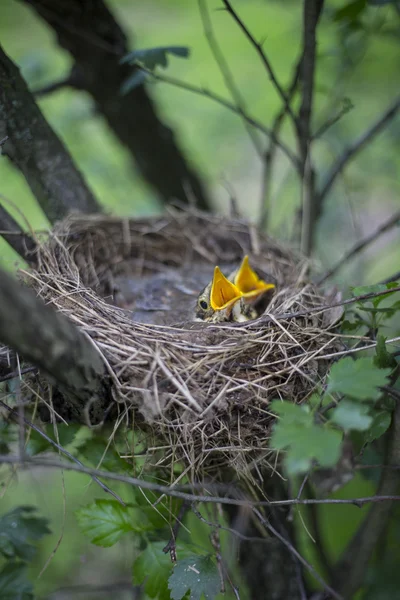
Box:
[140,67,299,168]
[259,53,303,229]
[1,453,400,509]
[198,0,264,158]
[318,208,400,283]
[0,202,37,266]
[221,0,298,128]
[0,267,109,423]
[312,98,354,140]
[318,95,400,205]
[0,44,100,222]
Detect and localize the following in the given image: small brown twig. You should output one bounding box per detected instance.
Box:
[163,500,191,562]
[318,208,400,283]
[0,365,37,383]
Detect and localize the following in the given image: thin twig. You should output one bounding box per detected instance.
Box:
[1,454,400,508]
[198,0,264,158]
[139,66,299,167]
[0,401,125,505]
[318,95,400,204]
[259,53,303,230]
[0,135,8,146]
[318,208,400,283]
[0,366,37,383]
[221,0,298,128]
[312,98,354,140]
[163,500,190,561]
[253,508,343,600]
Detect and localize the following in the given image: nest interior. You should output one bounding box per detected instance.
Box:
[26,210,343,485]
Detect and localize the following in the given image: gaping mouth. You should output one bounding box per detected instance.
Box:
[234,255,275,299]
[210,266,242,310]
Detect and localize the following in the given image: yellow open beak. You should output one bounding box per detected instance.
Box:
[210,266,242,310]
[234,255,275,299]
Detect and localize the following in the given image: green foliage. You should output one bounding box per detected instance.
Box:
[25,423,80,456]
[133,541,175,600]
[168,555,220,600]
[330,399,373,431]
[326,357,391,401]
[0,507,50,599]
[365,410,392,442]
[0,562,34,600]
[121,45,190,93]
[270,401,342,475]
[75,499,154,547]
[0,506,51,562]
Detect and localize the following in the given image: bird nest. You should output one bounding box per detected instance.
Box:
[24,210,344,485]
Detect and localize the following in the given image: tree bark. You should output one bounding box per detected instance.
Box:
[0,267,109,423]
[23,0,211,210]
[0,45,100,223]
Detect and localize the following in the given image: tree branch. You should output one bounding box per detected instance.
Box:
[318,95,400,205]
[198,0,264,158]
[318,208,400,283]
[0,45,100,223]
[221,0,299,129]
[0,201,37,266]
[138,67,299,167]
[259,53,303,230]
[23,0,211,210]
[298,0,324,256]
[0,267,109,423]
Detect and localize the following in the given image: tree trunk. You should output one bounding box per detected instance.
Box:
[0,45,100,223]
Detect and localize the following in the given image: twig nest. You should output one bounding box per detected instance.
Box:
[27,210,343,483]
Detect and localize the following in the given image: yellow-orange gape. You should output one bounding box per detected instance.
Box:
[195,255,275,322]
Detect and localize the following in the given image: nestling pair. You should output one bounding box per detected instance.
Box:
[196,255,275,323]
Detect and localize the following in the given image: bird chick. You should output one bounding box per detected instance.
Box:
[195,257,275,323]
[196,266,242,322]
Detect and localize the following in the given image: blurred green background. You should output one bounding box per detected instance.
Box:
[0,0,399,597]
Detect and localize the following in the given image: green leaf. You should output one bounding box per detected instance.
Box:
[25,424,80,456]
[352,283,399,308]
[169,554,220,600]
[326,357,391,401]
[0,506,51,561]
[365,411,392,442]
[120,70,148,94]
[270,400,311,424]
[331,400,373,431]
[77,438,132,474]
[121,46,190,69]
[0,562,34,600]
[75,499,153,547]
[333,0,367,22]
[133,541,174,600]
[270,401,342,475]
